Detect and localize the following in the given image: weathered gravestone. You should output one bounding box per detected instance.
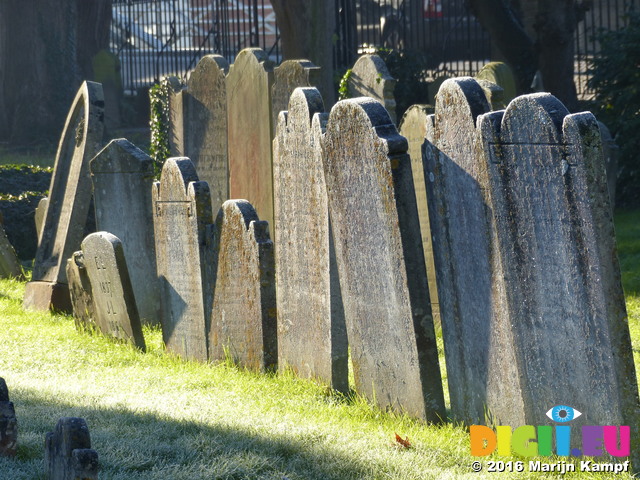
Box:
[0,378,17,457]
[475,61,516,109]
[348,54,397,124]
[477,93,640,440]
[34,197,49,240]
[271,59,320,129]
[153,158,214,362]
[90,138,160,325]
[209,200,277,371]
[0,223,23,279]
[81,232,146,350]
[598,121,618,209]
[66,251,97,332]
[399,105,439,326]
[322,97,445,422]
[45,417,98,480]
[227,48,275,230]
[24,81,104,312]
[170,55,230,213]
[273,87,348,391]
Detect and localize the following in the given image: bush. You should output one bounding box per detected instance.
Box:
[588,10,640,207]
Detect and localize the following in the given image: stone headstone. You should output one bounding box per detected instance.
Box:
[348,54,396,123]
[598,121,618,209]
[35,196,49,240]
[153,157,214,362]
[164,76,187,158]
[227,48,275,230]
[24,81,105,312]
[90,138,160,326]
[273,87,348,391]
[66,251,97,332]
[399,105,439,326]
[0,378,17,457]
[45,417,98,480]
[475,61,516,108]
[209,200,277,371]
[475,78,505,111]
[81,232,146,350]
[271,59,320,128]
[0,223,23,279]
[322,97,445,422]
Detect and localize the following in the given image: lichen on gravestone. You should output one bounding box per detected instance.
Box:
[66,251,97,333]
[45,417,98,480]
[347,54,397,123]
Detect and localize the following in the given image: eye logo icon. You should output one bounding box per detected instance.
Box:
[546,405,582,423]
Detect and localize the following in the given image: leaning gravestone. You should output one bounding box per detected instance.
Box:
[209,200,277,372]
[24,81,104,312]
[271,59,320,129]
[348,54,397,124]
[153,158,214,362]
[0,378,17,457]
[66,251,97,332]
[227,48,275,230]
[322,97,445,422]
[273,87,348,391]
[90,138,160,325]
[81,232,146,350]
[45,417,98,480]
[0,223,23,279]
[399,105,440,325]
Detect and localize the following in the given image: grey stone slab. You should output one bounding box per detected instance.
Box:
[66,251,97,333]
[24,81,104,312]
[598,121,618,209]
[322,97,445,422]
[35,196,49,240]
[0,223,22,279]
[227,48,275,230]
[90,138,160,326]
[348,54,396,123]
[271,59,320,129]
[273,87,348,392]
[209,200,276,372]
[399,105,439,326]
[153,157,214,362]
[45,417,98,480]
[81,231,146,350]
[0,378,17,457]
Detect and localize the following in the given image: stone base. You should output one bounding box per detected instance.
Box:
[23,281,72,313]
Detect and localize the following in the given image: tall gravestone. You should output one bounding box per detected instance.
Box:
[478,93,640,440]
[81,232,146,350]
[45,417,98,480]
[322,97,445,422]
[0,224,22,279]
[423,78,512,425]
[348,54,396,124]
[0,378,17,457]
[90,138,160,325]
[399,105,439,325]
[209,200,277,372]
[24,81,104,312]
[153,158,214,362]
[271,59,320,129]
[66,251,97,332]
[273,87,348,391]
[227,48,276,230]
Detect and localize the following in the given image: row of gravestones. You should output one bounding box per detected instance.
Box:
[0,378,94,479]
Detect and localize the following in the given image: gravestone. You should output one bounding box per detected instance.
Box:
[24,81,105,312]
[90,138,160,325]
[81,232,146,350]
[0,224,22,279]
[227,48,275,230]
[271,59,320,128]
[475,61,517,108]
[348,54,397,123]
[164,76,187,158]
[0,378,17,457]
[153,157,214,362]
[478,93,640,438]
[273,87,348,391]
[322,97,445,422]
[422,78,510,425]
[66,251,97,332]
[34,197,49,240]
[475,79,505,111]
[209,200,277,371]
[45,417,98,480]
[399,105,439,325]
[598,121,618,209]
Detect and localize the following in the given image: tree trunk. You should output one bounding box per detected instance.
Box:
[77,0,113,81]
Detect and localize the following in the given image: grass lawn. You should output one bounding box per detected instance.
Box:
[0,209,637,479]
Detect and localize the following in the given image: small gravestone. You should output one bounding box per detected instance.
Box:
[90,138,160,326]
[475,61,516,109]
[322,97,445,422]
[273,87,348,391]
[209,200,276,371]
[475,78,505,111]
[24,81,105,312]
[81,232,146,350]
[399,105,439,325]
[35,197,49,240]
[0,223,23,279]
[0,378,17,457]
[271,59,320,128]
[45,417,98,480]
[153,157,214,362]
[348,54,396,123]
[227,48,275,230]
[66,251,97,332]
